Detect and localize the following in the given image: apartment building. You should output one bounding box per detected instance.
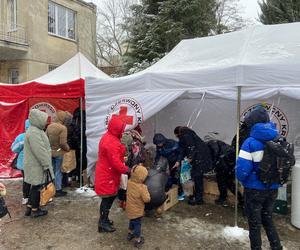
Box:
[0,0,96,83]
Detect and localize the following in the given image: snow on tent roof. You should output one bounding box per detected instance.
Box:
[146,23,300,73]
[0,52,110,99]
[33,52,110,84]
[86,22,300,97]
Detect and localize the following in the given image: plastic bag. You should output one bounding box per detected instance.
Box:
[120,174,128,190]
[180,159,192,184]
[61,150,76,173]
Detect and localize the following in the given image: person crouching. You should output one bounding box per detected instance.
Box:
[126,164,150,248]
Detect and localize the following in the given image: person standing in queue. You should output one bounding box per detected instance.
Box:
[237,106,283,250]
[95,116,130,233]
[46,110,70,197]
[11,119,31,205]
[23,109,54,217]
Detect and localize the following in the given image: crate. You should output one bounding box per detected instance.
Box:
[161,185,179,211]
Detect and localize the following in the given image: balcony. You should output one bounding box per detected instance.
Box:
[0,24,29,60]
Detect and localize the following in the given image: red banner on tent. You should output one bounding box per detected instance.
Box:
[0,98,80,178]
[0,100,29,178]
[0,79,84,101]
[28,98,80,123]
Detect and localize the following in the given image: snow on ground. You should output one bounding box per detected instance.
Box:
[223,226,249,240]
[163,214,249,245]
[1,180,300,250]
[74,186,97,197]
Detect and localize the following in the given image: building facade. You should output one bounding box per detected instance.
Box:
[0,0,96,83]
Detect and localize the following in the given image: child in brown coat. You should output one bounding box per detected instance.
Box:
[126,164,150,248]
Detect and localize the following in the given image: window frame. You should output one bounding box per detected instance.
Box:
[8,68,19,84]
[7,0,17,31]
[48,1,76,41]
[48,64,59,72]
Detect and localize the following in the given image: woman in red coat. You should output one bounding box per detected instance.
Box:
[95,116,129,233]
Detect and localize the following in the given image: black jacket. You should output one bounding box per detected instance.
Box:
[67,108,87,171]
[231,122,250,151]
[178,128,213,176]
[206,140,235,174]
[145,168,168,210]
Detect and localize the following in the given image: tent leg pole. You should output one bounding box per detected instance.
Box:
[235,86,242,227]
[154,113,157,134]
[80,97,83,188]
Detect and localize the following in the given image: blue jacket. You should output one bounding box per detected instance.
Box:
[236,122,280,190]
[153,134,180,166]
[11,119,30,170]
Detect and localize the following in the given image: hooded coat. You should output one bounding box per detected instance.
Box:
[237,122,280,190]
[153,133,180,167]
[94,116,129,196]
[177,127,213,176]
[46,110,70,157]
[11,119,30,170]
[126,165,150,219]
[231,106,270,150]
[24,109,54,185]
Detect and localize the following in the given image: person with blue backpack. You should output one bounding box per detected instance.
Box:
[11,119,31,205]
[237,106,283,250]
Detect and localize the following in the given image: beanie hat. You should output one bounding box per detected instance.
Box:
[244,106,270,128]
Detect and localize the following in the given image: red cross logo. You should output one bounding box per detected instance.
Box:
[112,106,134,125]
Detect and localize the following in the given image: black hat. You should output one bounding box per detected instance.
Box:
[244,106,270,128]
[153,133,167,145]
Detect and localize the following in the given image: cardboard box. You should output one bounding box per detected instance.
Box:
[203,178,243,197]
[203,178,221,196]
[182,180,194,197]
[161,185,179,211]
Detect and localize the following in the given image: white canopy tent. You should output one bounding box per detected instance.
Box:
[0,52,110,180]
[86,22,300,165]
[32,52,110,84]
[85,22,300,227]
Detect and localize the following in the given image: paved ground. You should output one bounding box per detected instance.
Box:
[1,179,300,250]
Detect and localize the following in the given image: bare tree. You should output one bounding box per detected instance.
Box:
[96,0,137,67]
[214,0,248,35]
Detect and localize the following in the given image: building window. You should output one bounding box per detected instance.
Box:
[48,1,76,40]
[7,0,17,30]
[9,69,19,84]
[48,64,58,72]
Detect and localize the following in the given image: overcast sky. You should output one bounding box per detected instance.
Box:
[88,0,262,21]
[240,0,261,21]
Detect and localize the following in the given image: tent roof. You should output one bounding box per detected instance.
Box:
[86,22,300,99]
[0,53,109,99]
[33,52,109,84]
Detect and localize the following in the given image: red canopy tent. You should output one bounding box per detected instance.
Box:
[0,53,109,178]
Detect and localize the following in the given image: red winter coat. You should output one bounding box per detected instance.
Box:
[94,116,129,196]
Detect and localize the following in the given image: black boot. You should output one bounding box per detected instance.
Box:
[238,193,244,208]
[98,210,116,233]
[31,208,48,218]
[215,197,226,205]
[25,206,32,216]
[188,197,204,206]
[98,217,113,226]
